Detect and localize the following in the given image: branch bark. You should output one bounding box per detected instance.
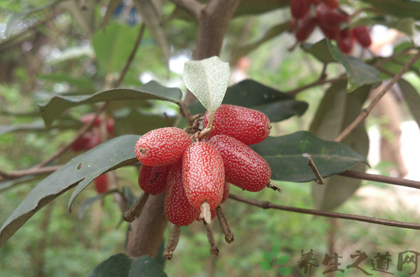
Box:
[168,0,204,22]
[339,170,420,190]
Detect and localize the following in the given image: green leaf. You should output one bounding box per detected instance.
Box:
[231,22,290,65]
[102,0,123,30]
[0,120,83,136]
[39,81,182,129]
[0,135,139,248]
[310,81,370,210]
[326,40,381,92]
[260,261,272,271]
[78,193,106,219]
[88,253,167,277]
[272,244,281,258]
[5,0,68,38]
[278,267,292,276]
[277,256,291,266]
[399,79,420,130]
[263,251,272,263]
[379,42,420,76]
[133,0,170,68]
[362,0,420,20]
[251,131,367,182]
[183,56,230,125]
[189,79,308,122]
[93,24,142,74]
[301,40,336,64]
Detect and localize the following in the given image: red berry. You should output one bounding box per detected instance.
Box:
[221,181,230,203]
[319,24,338,40]
[71,133,92,151]
[138,164,171,195]
[295,12,317,42]
[165,161,200,226]
[321,0,339,8]
[87,132,102,149]
[316,4,348,31]
[94,174,108,194]
[106,118,115,136]
[290,18,296,30]
[209,135,271,192]
[81,113,101,127]
[290,0,310,19]
[352,26,372,48]
[203,104,271,145]
[337,28,354,54]
[135,127,192,167]
[182,142,225,210]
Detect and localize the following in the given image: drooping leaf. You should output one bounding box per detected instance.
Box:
[88,253,167,277]
[301,40,336,64]
[133,0,170,68]
[183,56,230,124]
[102,0,123,30]
[399,79,420,130]
[309,81,370,210]
[5,0,68,38]
[251,131,367,182]
[231,22,290,65]
[39,81,182,129]
[362,0,420,20]
[326,40,381,92]
[0,135,139,248]
[189,79,308,122]
[93,24,143,74]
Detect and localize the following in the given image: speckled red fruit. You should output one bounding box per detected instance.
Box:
[138,164,171,195]
[295,12,317,42]
[352,26,372,48]
[94,174,108,194]
[182,142,225,210]
[209,135,271,192]
[291,0,310,19]
[135,127,191,167]
[221,181,230,203]
[165,161,200,226]
[71,133,92,151]
[203,105,271,145]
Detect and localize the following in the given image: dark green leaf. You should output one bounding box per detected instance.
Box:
[278,267,292,276]
[88,254,167,277]
[39,81,182,129]
[231,22,290,65]
[133,0,170,68]
[327,40,381,92]
[263,251,272,263]
[5,0,68,38]
[362,0,420,20]
[102,0,123,30]
[277,256,291,266]
[272,244,281,258]
[260,261,272,271]
[0,135,139,248]
[301,39,336,64]
[310,81,370,210]
[189,79,308,122]
[399,79,420,130]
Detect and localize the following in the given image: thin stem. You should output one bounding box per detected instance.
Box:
[266,181,282,193]
[163,225,182,260]
[215,206,234,243]
[307,157,324,184]
[123,193,150,222]
[202,220,219,256]
[228,194,420,230]
[287,75,347,97]
[200,201,211,224]
[339,170,420,190]
[335,49,420,142]
[0,165,62,181]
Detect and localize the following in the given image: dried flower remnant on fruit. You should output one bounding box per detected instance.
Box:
[209,135,271,192]
[135,127,192,166]
[165,161,200,226]
[138,164,172,195]
[182,142,225,210]
[203,104,271,145]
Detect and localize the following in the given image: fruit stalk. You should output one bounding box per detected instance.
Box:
[123,192,150,222]
[163,224,182,260]
[200,201,212,224]
[202,220,219,256]
[215,206,234,243]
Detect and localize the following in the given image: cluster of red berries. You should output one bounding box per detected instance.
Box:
[71,113,115,194]
[134,104,272,229]
[290,0,372,54]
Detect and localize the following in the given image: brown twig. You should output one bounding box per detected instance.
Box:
[202,220,219,255]
[307,157,324,184]
[163,224,181,260]
[123,192,150,222]
[0,165,62,181]
[266,181,283,193]
[215,206,234,243]
[287,75,347,97]
[335,50,420,142]
[339,170,420,190]
[228,194,420,230]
